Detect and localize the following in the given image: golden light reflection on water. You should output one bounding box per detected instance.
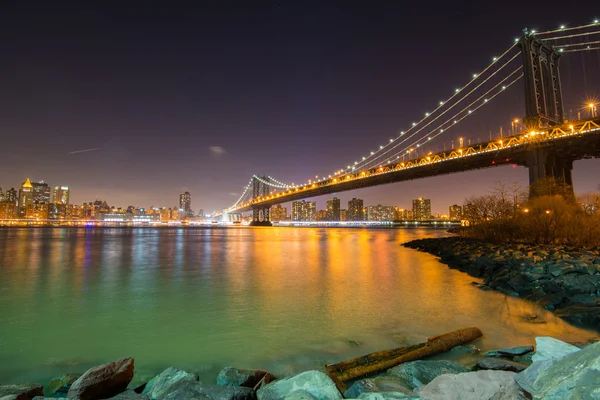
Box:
[0,227,597,384]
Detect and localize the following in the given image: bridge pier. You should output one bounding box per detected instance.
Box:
[526,148,574,197]
[249,206,272,226]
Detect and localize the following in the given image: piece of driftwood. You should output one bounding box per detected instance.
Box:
[325,327,483,392]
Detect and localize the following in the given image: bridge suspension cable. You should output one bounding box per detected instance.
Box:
[562,46,600,53]
[355,59,522,171]
[228,179,254,210]
[252,175,290,189]
[534,21,600,36]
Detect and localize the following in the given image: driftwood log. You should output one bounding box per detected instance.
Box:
[325,327,483,392]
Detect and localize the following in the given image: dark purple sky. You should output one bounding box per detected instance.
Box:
[1,2,599,214]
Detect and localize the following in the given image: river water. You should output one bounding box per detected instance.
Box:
[0,227,596,385]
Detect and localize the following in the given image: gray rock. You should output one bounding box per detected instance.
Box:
[217,367,274,388]
[355,393,418,399]
[344,376,411,398]
[531,337,580,363]
[475,357,527,372]
[484,346,533,358]
[387,360,468,389]
[513,360,555,394]
[67,357,134,400]
[166,383,255,400]
[107,390,150,399]
[257,370,342,400]
[45,373,81,397]
[521,341,600,399]
[0,384,43,399]
[416,370,526,400]
[547,262,573,277]
[513,353,534,365]
[448,345,480,355]
[142,367,199,400]
[283,390,318,400]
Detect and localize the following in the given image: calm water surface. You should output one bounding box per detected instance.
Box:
[0,227,596,384]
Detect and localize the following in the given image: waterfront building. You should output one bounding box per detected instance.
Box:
[366,205,395,221]
[26,203,49,220]
[0,187,3,201]
[348,198,364,221]
[5,188,17,203]
[413,198,432,221]
[179,192,192,217]
[52,186,70,204]
[48,203,67,219]
[291,200,316,221]
[449,204,462,220]
[270,204,287,222]
[18,178,34,217]
[0,202,15,219]
[326,197,341,221]
[171,208,180,221]
[32,181,51,204]
[160,208,171,221]
[316,210,328,221]
[340,209,348,221]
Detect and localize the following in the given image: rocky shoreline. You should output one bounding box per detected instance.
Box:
[2,335,599,399]
[403,237,600,330]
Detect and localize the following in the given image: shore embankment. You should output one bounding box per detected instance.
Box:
[403,237,600,330]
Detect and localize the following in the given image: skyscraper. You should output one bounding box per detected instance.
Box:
[326,197,341,221]
[413,198,432,221]
[179,192,192,217]
[270,204,287,222]
[18,178,34,217]
[449,204,462,220]
[292,200,316,221]
[32,181,51,204]
[53,186,70,204]
[348,198,364,221]
[0,187,3,201]
[5,188,17,203]
[366,205,395,221]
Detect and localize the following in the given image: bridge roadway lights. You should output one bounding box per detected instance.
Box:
[249,206,272,226]
[526,147,574,196]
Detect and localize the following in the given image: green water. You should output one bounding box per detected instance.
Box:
[0,227,596,385]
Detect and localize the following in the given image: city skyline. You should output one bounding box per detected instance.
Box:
[1,3,599,212]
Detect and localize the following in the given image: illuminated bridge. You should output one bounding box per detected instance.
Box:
[220,24,600,225]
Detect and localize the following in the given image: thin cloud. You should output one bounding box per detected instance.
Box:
[209,145,226,155]
[68,148,102,155]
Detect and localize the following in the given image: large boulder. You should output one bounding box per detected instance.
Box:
[45,374,81,397]
[257,371,342,400]
[484,346,533,358]
[107,390,150,399]
[517,341,600,399]
[142,367,199,400]
[344,376,411,398]
[353,393,417,399]
[387,360,467,389]
[475,357,527,372]
[0,384,43,400]
[67,357,134,400]
[165,383,255,400]
[217,367,275,389]
[416,370,526,400]
[531,337,580,363]
[282,390,318,400]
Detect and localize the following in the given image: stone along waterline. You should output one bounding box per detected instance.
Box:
[0,227,596,385]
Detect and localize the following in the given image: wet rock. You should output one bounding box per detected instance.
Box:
[416,370,526,400]
[107,390,150,399]
[475,357,527,372]
[448,344,480,356]
[217,367,274,388]
[67,357,134,400]
[257,370,341,400]
[166,383,255,400]
[282,390,318,400]
[142,367,199,400]
[531,337,580,363]
[513,353,534,365]
[45,373,81,397]
[387,360,468,389]
[0,384,43,400]
[353,393,417,399]
[554,301,600,326]
[518,341,600,399]
[344,376,411,398]
[485,345,533,358]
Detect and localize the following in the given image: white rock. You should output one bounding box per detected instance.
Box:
[257,371,342,400]
[416,370,526,400]
[531,337,580,363]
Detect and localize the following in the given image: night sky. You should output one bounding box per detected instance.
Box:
[1,2,599,214]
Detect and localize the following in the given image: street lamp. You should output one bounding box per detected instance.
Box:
[589,103,597,118]
[511,119,519,135]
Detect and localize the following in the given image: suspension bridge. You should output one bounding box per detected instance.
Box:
[220,23,600,225]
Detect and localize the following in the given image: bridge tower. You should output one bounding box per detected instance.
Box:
[250,176,272,226]
[519,30,573,195]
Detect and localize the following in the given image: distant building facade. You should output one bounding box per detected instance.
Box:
[53,186,70,204]
[449,204,462,220]
[340,209,348,221]
[179,192,192,217]
[348,198,364,221]
[0,202,15,219]
[32,181,51,204]
[326,197,341,221]
[292,200,316,221]
[413,198,431,221]
[18,178,34,217]
[270,204,287,222]
[5,188,17,203]
[366,205,395,221]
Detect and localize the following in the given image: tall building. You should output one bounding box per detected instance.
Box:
[32,181,51,204]
[52,186,70,204]
[0,187,3,201]
[366,205,395,221]
[291,200,316,221]
[316,210,328,221]
[0,202,15,219]
[18,178,34,217]
[449,204,462,220]
[340,209,348,221]
[270,204,287,222]
[179,192,192,217]
[348,198,364,221]
[413,198,432,221]
[326,197,341,221]
[26,203,49,220]
[5,188,17,203]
